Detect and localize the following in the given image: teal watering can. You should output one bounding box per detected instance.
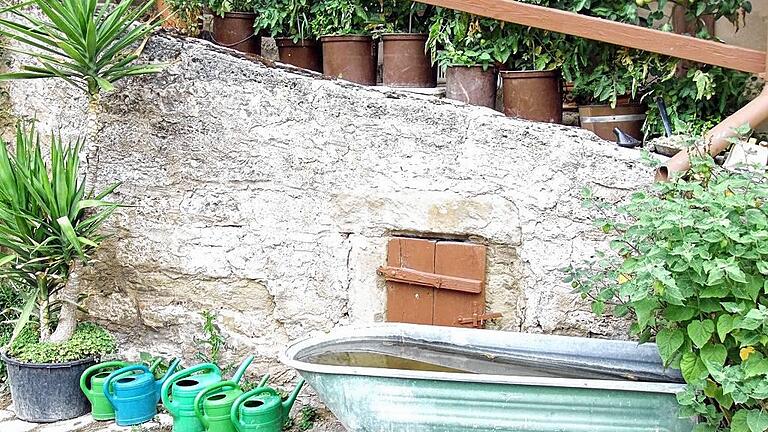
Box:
[80,358,162,421]
[194,375,270,432]
[103,358,181,426]
[162,356,254,432]
[230,379,305,432]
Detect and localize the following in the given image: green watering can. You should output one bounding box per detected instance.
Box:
[194,375,270,432]
[230,379,305,432]
[162,356,254,432]
[79,358,162,421]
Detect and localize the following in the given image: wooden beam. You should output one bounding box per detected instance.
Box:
[417,0,767,74]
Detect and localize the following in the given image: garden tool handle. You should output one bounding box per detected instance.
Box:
[148,357,163,373]
[79,361,128,395]
[232,355,255,383]
[161,362,220,412]
[230,387,280,431]
[194,380,240,428]
[103,364,150,406]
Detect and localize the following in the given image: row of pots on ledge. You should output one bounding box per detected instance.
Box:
[210,12,644,141]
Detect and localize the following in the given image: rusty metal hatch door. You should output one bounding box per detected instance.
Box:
[379,238,501,328]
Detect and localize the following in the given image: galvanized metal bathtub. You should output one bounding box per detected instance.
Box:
[280,323,694,432]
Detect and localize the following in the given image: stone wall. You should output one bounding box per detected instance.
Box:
[5,34,654,386]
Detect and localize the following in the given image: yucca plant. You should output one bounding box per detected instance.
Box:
[0,123,119,345]
[0,0,164,103]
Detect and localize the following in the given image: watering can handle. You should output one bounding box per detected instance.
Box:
[194,380,240,428]
[79,361,129,397]
[230,386,281,431]
[102,364,150,406]
[232,355,255,383]
[161,362,220,413]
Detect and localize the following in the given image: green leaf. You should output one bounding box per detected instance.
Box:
[680,352,709,384]
[664,305,696,322]
[717,315,735,342]
[733,410,750,432]
[688,320,715,349]
[700,343,727,373]
[656,328,684,366]
[747,410,768,432]
[744,355,768,378]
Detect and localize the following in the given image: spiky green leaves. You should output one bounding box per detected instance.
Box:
[0,0,164,98]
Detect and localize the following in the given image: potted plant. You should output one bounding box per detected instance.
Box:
[0,124,119,422]
[377,1,436,88]
[427,9,507,109]
[567,145,768,432]
[254,0,322,72]
[207,0,261,54]
[499,26,566,123]
[311,0,378,85]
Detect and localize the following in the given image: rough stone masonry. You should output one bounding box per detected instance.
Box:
[5,34,655,385]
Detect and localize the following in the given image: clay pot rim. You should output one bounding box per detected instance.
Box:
[217,11,256,19]
[500,69,560,79]
[274,37,318,47]
[319,34,373,42]
[380,33,428,41]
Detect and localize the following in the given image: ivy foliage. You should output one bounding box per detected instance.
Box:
[567,138,768,431]
[9,322,116,364]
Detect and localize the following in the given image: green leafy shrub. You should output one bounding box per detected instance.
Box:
[164,0,204,34]
[374,1,434,34]
[309,0,378,36]
[9,322,116,364]
[206,0,259,17]
[253,0,315,41]
[426,9,509,69]
[567,143,768,431]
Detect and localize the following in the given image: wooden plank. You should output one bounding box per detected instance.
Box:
[385,238,435,325]
[378,266,483,293]
[416,0,766,74]
[433,242,488,327]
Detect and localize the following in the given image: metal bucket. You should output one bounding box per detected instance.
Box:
[320,35,377,86]
[212,12,260,55]
[501,70,562,123]
[281,323,693,432]
[579,104,646,141]
[445,66,497,109]
[381,33,437,88]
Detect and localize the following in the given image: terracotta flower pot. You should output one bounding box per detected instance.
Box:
[320,35,377,86]
[445,65,497,108]
[275,37,323,72]
[212,12,261,55]
[579,104,647,142]
[381,33,436,88]
[501,70,562,123]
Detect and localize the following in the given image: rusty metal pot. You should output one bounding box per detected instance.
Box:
[212,12,260,55]
[579,104,646,141]
[501,70,562,123]
[320,35,377,86]
[445,65,497,108]
[381,33,436,88]
[274,37,323,72]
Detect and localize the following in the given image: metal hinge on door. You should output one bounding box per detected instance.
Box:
[457,302,502,328]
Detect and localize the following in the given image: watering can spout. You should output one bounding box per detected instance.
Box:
[155,358,181,396]
[232,355,255,383]
[282,378,305,413]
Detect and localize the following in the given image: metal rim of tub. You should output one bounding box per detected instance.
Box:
[280,323,686,395]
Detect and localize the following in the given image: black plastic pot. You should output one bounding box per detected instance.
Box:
[2,351,96,422]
